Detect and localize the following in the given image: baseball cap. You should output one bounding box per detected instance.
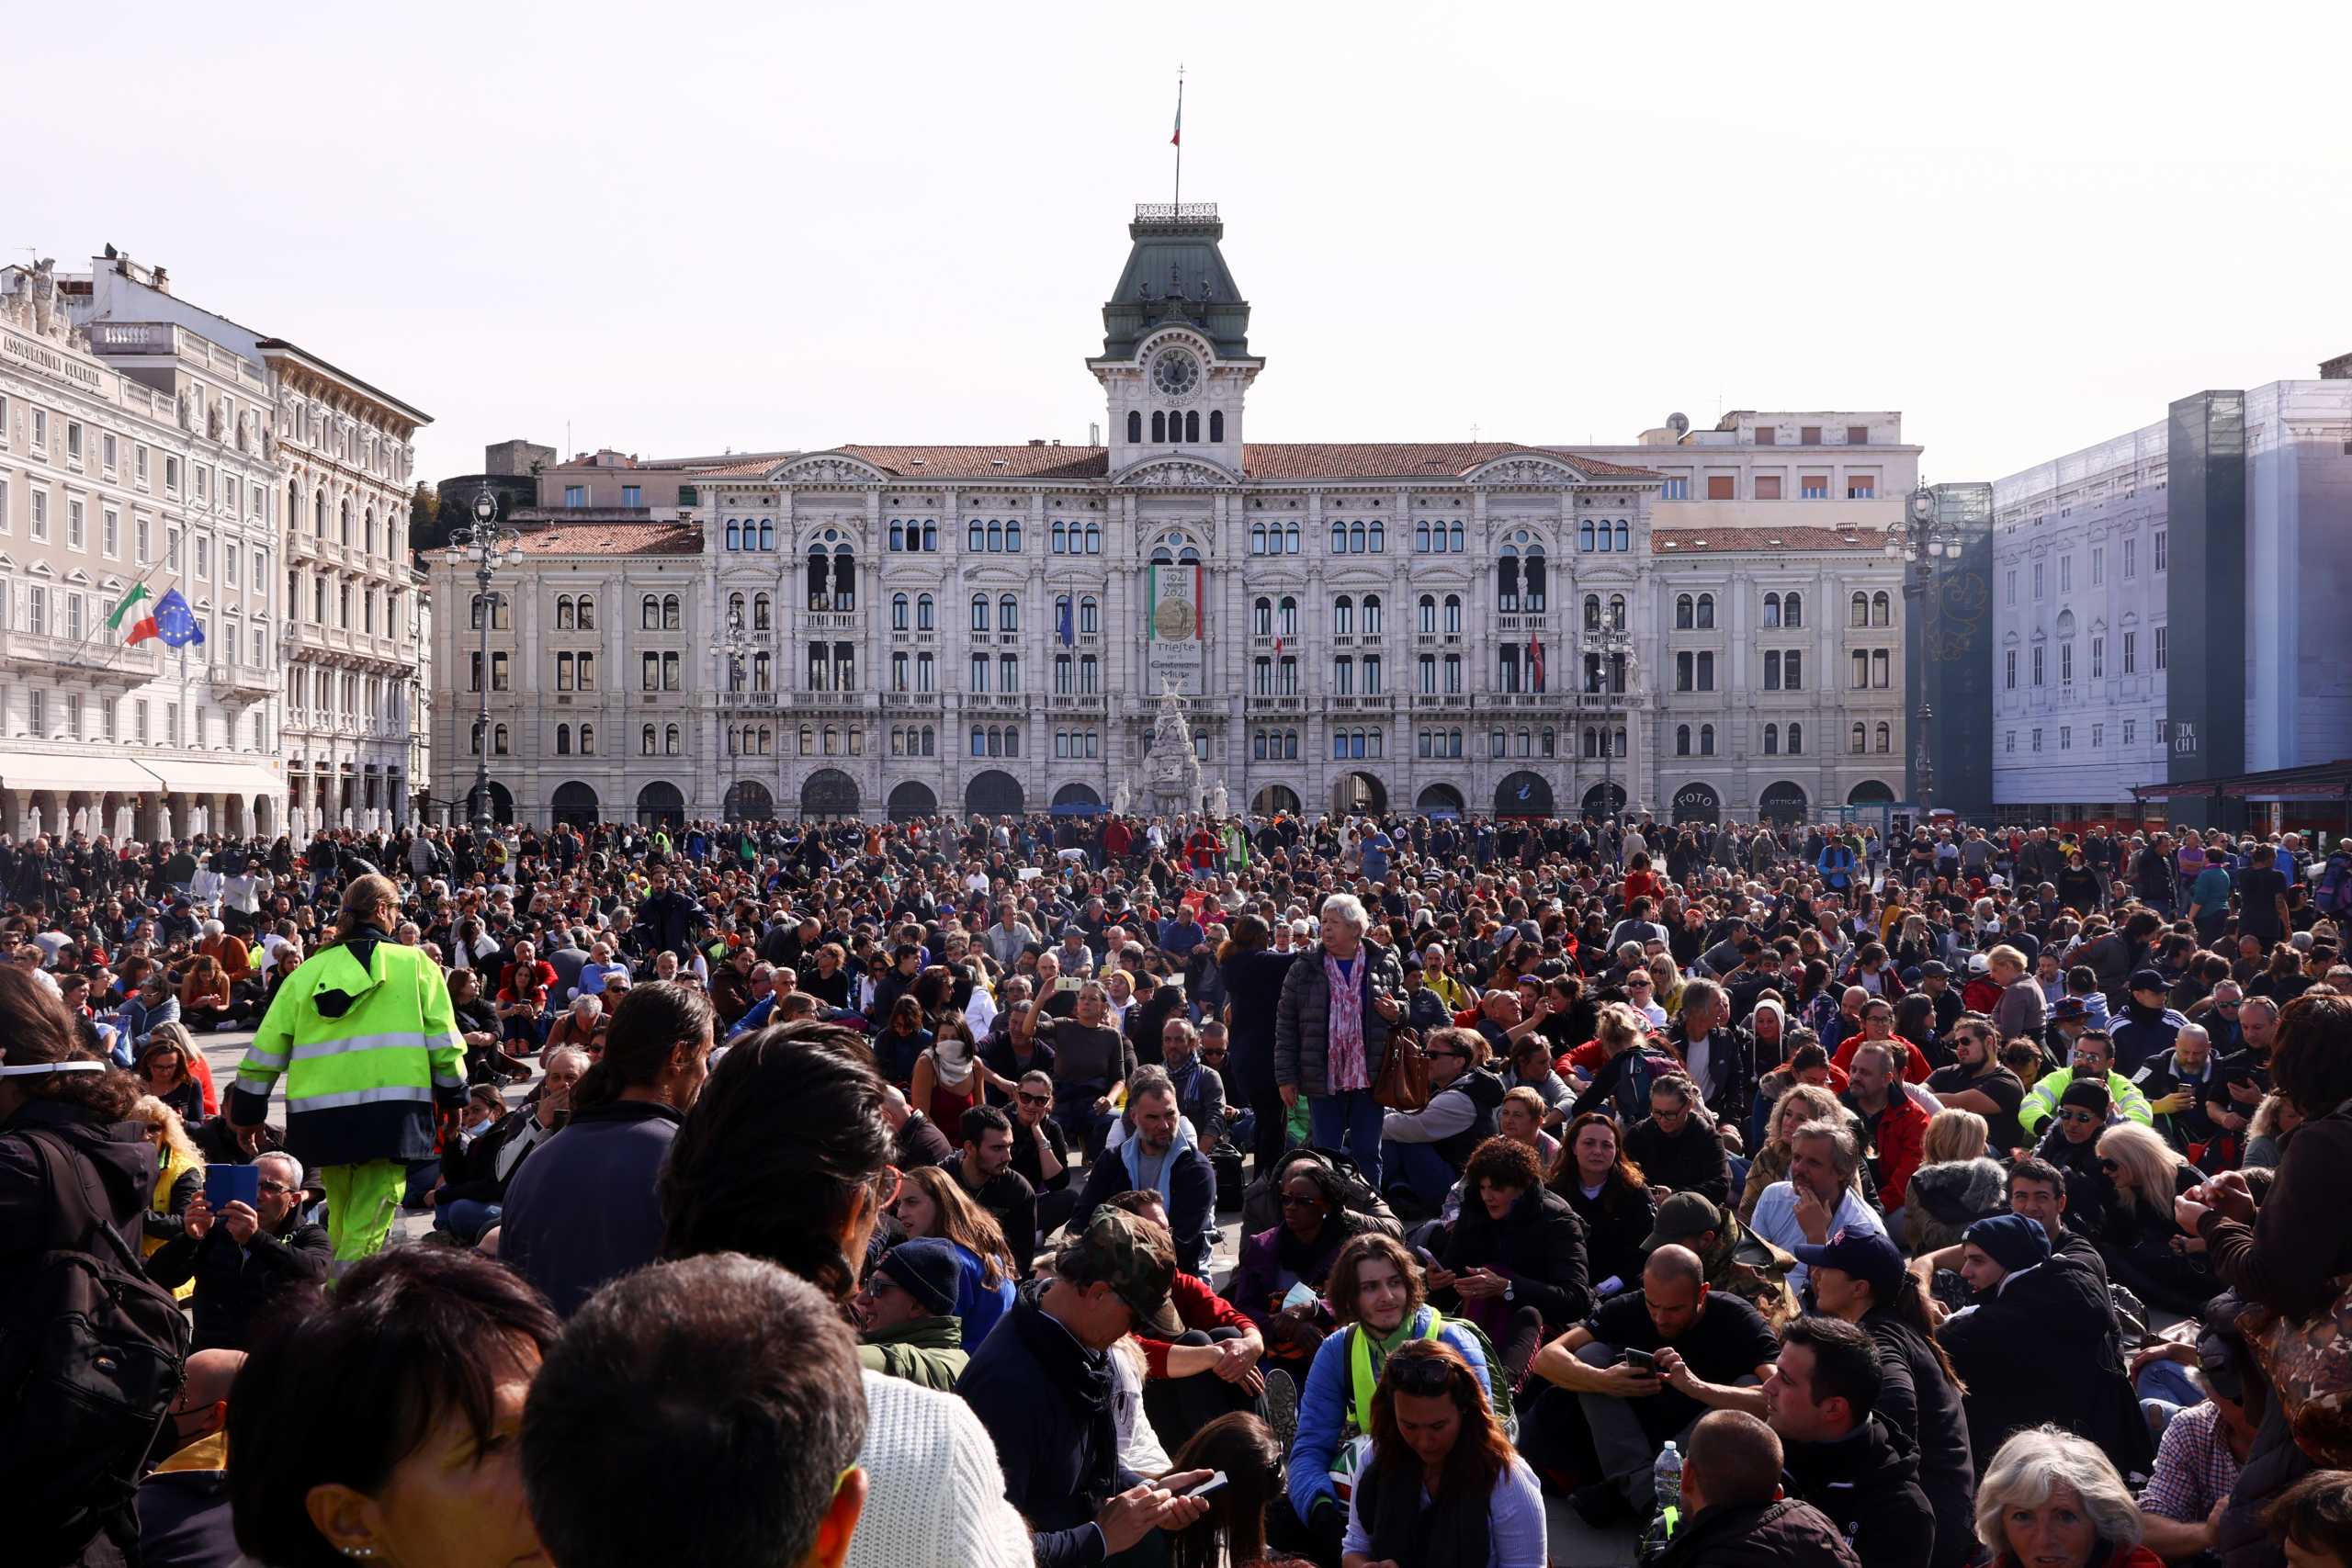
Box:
[1965,953,1990,976]
[1790,1229,1905,1301]
[2129,968,2168,995]
[1641,1191,1724,1253]
[1058,1208,1176,1325]
[2052,996,2088,1021]
[1917,960,1950,979]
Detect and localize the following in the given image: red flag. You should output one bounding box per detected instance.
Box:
[126,615,160,647]
[1171,88,1182,146]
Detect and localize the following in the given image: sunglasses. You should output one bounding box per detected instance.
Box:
[2057,1110,2098,1126]
[1626,979,1652,989]
[1200,1048,1227,1060]
[1016,1091,1051,1106]
[2097,1157,2120,1173]
[1428,1049,1468,1062]
[1385,1355,1456,1396]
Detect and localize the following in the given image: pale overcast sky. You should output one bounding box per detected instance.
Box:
[22,4,2349,487]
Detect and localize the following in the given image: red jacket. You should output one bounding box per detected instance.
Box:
[1830,1032,1932,1084]
[1133,1270,1257,1378]
[1856,1089,1932,1210]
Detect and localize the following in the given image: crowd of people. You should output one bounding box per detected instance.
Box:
[5,809,2352,1568]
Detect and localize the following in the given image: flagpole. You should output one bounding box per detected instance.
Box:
[63,557,169,671]
[1173,66,1184,207]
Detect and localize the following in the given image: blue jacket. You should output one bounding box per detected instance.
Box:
[945,1239,1016,1350]
[1287,1306,1493,1526]
[1071,1122,1216,1273]
[498,1100,682,1318]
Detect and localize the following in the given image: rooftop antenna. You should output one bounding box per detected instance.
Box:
[1170,65,1184,206]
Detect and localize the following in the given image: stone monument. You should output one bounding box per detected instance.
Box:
[1149,682,1204,812]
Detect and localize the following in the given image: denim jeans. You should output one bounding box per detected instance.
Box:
[1382,1138,1458,1209]
[1307,1089,1385,1190]
[435,1198,503,1244]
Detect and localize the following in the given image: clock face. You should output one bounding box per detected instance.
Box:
[1151,348,1201,399]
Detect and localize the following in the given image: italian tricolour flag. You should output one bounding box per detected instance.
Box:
[107,584,159,646]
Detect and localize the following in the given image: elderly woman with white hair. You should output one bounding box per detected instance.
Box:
[1274,891,1407,1189]
[1974,1425,2161,1568]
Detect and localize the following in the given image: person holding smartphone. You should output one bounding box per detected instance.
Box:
[147,1149,330,1351]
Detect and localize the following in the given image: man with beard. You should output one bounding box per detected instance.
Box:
[1924,1012,2027,1154]
[1069,1073,1215,1272]
[956,1104,1038,1276]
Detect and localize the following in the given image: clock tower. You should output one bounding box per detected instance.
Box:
[1090,202,1261,474]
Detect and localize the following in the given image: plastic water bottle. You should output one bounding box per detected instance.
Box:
[1637,1441,1683,1562]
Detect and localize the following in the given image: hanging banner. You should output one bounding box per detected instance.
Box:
[1147,563,1203,642]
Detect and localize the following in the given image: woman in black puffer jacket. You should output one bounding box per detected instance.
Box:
[1439,1136,1589,1380]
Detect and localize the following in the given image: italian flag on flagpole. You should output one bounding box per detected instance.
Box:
[108,583,158,645]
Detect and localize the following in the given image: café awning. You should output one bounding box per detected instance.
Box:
[2132,760,2352,802]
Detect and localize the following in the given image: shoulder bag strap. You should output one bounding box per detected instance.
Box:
[17,1127,146,1270]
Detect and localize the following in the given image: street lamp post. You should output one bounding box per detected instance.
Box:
[446,488,521,836]
[1888,485,1961,819]
[709,606,759,820]
[1589,627,1635,863]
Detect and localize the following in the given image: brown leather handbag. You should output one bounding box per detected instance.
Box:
[1372,1025,1430,1111]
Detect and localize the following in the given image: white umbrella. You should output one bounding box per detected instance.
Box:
[114,804,132,840]
[155,806,171,843]
[24,807,39,840]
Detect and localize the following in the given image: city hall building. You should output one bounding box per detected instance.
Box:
[431,203,1913,828]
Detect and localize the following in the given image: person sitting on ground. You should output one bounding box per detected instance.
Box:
[523,1253,869,1568]
[1339,1340,1547,1568]
[1640,1189,1802,1333]
[1748,1117,1887,1292]
[2034,1079,2123,1238]
[2091,1119,2212,1315]
[1099,1189,1268,1458]
[224,1247,561,1568]
[2265,1470,2352,1568]
[1428,1135,1590,1382]
[133,1347,252,1567]
[1161,1414,1288,1568]
[1547,1110,1657,1299]
[955,1208,1216,1568]
[888,1163,1018,1351]
[1624,1073,1732,1210]
[1378,1026,1507,1214]
[1973,1424,2164,1568]
[1653,1410,1862,1568]
[1898,1108,2009,1259]
[1226,1157,1368,1370]
[145,1147,329,1352]
[1844,1040,1931,1220]
[2134,1318,2256,1562]
[2020,1029,2154,1136]
[1069,1067,1217,1272]
[1521,1243,1779,1529]
[428,1043,586,1246]
[851,1236,973,1391]
[1283,1232,1498,1564]
[1756,1314,1935,1568]
[955,1103,1039,1277]
[1738,1079,1850,1224]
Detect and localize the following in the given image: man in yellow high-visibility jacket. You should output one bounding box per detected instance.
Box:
[230,874,467,1263]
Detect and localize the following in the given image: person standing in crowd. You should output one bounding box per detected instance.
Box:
[226,874,468,1265]
[500,981,715,1316]
[1277,894,1407,1190]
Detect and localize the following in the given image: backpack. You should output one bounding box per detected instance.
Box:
[0,1130,192,1560]
[2317,853,2352,918]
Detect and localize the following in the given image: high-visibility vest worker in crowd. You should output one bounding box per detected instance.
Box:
[229,873,467,1264]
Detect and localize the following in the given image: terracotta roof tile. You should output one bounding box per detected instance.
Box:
[1650,525,1889,554]
[716,443,1659,483]
[837,445,1111,480]
[511,522,703,557]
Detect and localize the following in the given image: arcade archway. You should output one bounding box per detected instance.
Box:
[634,780,684,829]
[1759,780,1809,825]
[1250,785,1302,817]
[1329,771,1386,817]
[1494,772,1555,818]
[549,781,600,829]
[798,769,860,820]
[1847,779,1896,806]
[1671,782,1722,824]
[888,781,939,821]
[1581,781,1627,819]
[964,770,1024,818]
[723,780,776,821]
[1414,784,1465,818]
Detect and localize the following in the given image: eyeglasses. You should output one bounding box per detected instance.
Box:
[2097,1157,2120,1173]
[1016,1090,1051,1106]
[2056,1110,2098,1126]
[256,1179,293,1196]
[1200,1048,1227,1060]
[1626,979,1652,989]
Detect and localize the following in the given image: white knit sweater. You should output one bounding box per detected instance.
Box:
[848,1370,1032,1568]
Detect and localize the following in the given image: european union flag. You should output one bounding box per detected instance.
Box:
[1057,597,1075,648]
[154,588,205,649]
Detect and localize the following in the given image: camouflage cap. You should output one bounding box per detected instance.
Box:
[1060,1207,1177,1325]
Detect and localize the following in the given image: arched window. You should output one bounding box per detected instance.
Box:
[970,593,989,632]
[752,592,771,631]
[1871,591,1891,626]
[1083,523,1100,554]
[577,594,594,629]
[1278,597,1298,637]
[1254,597,1273,637]
[1609,594,1627,632]
[1080,595,1098,634]
[1330,519,1347,554]
[1183,411,1199,443]
[641,725,657,755]
[1762,592,1781,627]
[556,724,571,755]
[1677,724,1691,755]
[580,724,594,754]
[662,594,681,630]
[1788,722,1804,755]
[823,726,839,755]
[1764,723,1780,755]
[340,499,354,546]
[916,593,933,631]
[1699,724,1714,756]
[1614,522,1630,552]
[889,521,905,551]
[1251,524,1267,555]
[1852,722,1868,753]
[640,594,659,629]
[1209,410,1224,442]
[967,519,985,551]
[800,726,815,756]
[921,521,937,551]
[1784,592,1804,627]
[1876,722,1892,753]
[985,522,1003,553]
[555,595,575,630]
[1584,727,1601,759]
[1004,519,1021,552]
[1369,520,1385,553]
[1151,411,1167,443]
[1127,411,1143,444]
[726,521,741,551]
[727,592,745,628]
[1851,592,1870,627]
[1695,592,1713,629]
[1051,522,1067,554]
[999,594,1019,633]
[1363,594,1383,635]
[1523,547,1544,609]
[1416,523,1431,552]
[891,592,910,631]
[1579,520,1596,551]
[1449,522,1464,552]
[1333,595,1353,636]
[1498,547,1520,611]
[490,724,508,755]
[1444,594,1462,635]
[1419,595,1437,635]
[664,725,681,755]
[1676,593,1693,629]
[1584,594,1601,633]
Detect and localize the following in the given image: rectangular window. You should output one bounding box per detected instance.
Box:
[1800,426,1821,446]
[2123,719,2135,746]
[135,700,149,741]
[66,421,82,461]
[1658,477,1690,501]
[101,433,116,472]
[2092,723,2104,747]
[2091,637,2104,678]
[1754,475,1782,501]
[2123,536,2137,578]
[642,652,659,691]
[2059,555,2072,592]
[136,517,149,562]
[2060,642,2073,683]
[102,508,119,558]
[2004,649,2017,689]
[564,485,586,507]
[2123,630,2137,673]
[2091,545,2104,585]
[67,593,83,639]
[2154,626,2167,671]
[2060,726,2071,750]
[135,445,148,484]
[492,651,511,691]
[0,477,8,534]
[30,489,47,541]
[2004,570,2016,606]
[621,485,641,507]
[2154,529,2168,572]
[1800,474,1829,498]
[31,408,47,449]
[1754,427,1776,446]
[1847,425,1869,445]
[1847,478,1875,500]
[2031,562,2043,599]
[1706,476,1735,500]
[194,466,209,502]
[2006,731,2015,754]
[2031,728,2042,752]
[66,499,83,549]
[164,457,179,492]
[2031,646,2044,685]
